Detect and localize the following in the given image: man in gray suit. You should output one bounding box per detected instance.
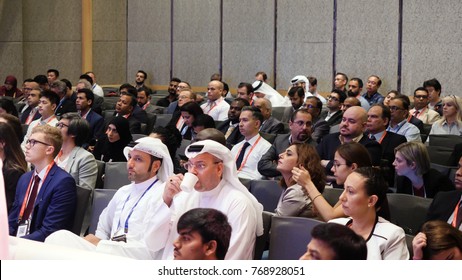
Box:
[254,98,285,134]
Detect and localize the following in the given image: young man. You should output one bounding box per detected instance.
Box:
[387,95,422,142]
[173,208,231,260]
[75,88,104,143]
[137,87,164,114]
[424,78,443,116]
[333,72,348,92]
[347,77,370,110]
[157,78,182,107]
[281,86,305,123]
[231,107,271,180]
[9,125,76,242]
[303,96,329,143]
[134,70,147,89]
[46,69,59,85]
[236,82,254,105]
[45,137,174,259]
[22,90,60,151]
[322,89,346,126]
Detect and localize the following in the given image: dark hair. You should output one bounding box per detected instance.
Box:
[180,101,204,119]
[61,78,72,90]
[371,104,391,127]
[232,97,250,108]
[336,72,349,83]
[177,208,232,260]
[171,77,181,83]
[192,114,215,129]
[394,94,411,110]
[305,96,323,110]
[138,70,148,80]
[0,98,18,117]
[237,82,254,94]
[0,113,23,142]
[353,167,390,220]
[288,86,305,98]
[414,87,428,96]
[369,75,382,87]
[311,223,367,260]
[222,81,229,93]
[350,77,363,88]
[255,71,267,81]
[336,142,372,168]
[423,78,441,92]
[421,220,462,260]
[290,108,311,123]
[307,76,317,86]
[194,128,227,146]
[50,80,67,95]
[77,88,95,103]
[40,90,60,106]
[119,83,138,96]
[108,116,133,144]
[120,92,137,107]
[79,74,93,85]
[241,106,264,125]
[61,113,90,147]
[137,86,152,96]
[47,69,60,77]
[331,89,347,103]
[151,125,182,160]
[33,75,48,85]
[0,122,27,173]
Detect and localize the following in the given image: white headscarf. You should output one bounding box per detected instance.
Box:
[290,75,313,98]
[185,140,264,236]
[123,137,173,183]
[252,80,291,107]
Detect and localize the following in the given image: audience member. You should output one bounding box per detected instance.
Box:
[0,98,19,117]
[201,80,230,121]
[173,208,231,260]
[252,80,291,107]
[157,77,182,107]
[179,101,204,140]
[236,82,254,105]
[46,137,173,259]
[137,87,164,115]
[427,95,462,140]
[50,80,76,118]
[290,75,311,99]
[0,75,23,98]
[150,125,183,173]
[255,71,267,83]
[387,95,422,142]
[166,81,191,114]
[194,128,227,146]
[409,87,440,124]
[393,141,454,198]
[321,89,346,126]
[46,69,59,85]
[75,88,104,145]
[342,97,361,111]
[93,116,132,162]
[118,84,147,124]
[231,107,271,180]
[412,220,462,260]
[382,90,398,107]
[20,85,41,125]
[347,77,370,110]
[424,78,443,116]
[216,98,248,146]
[109,91,142,134]
[307,76,326,104]
[9,125,76,242]
[302,96,329,143]
[329,167,409,260]
[84,71,104,97]
[254,98,284,134]
[275,143,325,217]
[299,223,367,260]
[134,70,148,89]
[192,114,215,139]
[168,89,197,130]
[362,75,384,106]
[333,73,348,92]
[282,86,305,123]
[0,113,24,143]
[34,74,49,91]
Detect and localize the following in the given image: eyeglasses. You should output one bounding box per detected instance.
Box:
[183,161,221,171]
[332,162,349,169]
[414,95,428,99]
[303,104,316,109]
[327,95,339,102]
[26,139,52,147]
[56,122,69,128]
[389,106,405,111]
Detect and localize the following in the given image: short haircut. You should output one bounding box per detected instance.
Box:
[178,89,197,101]
[120,92,137,107]
[394,142,430,176]
[368,75,382,87]
[414,86,428,96]
[371,104,391,126]
[232,97,250,107]
[288,86,305,98]
[138,70,147,80]
[61,78,72,90]
[60,113,90,146]
[311,223,367,260]
[0,99,18,117]
[393,94,411,110]
[194,128,226,146]
[210,73,221,81]
[423,78,441,92]
[119,83,138,96]
[350,77,363,88]
[237,82,254,94]
[290,108,311,123]
[47,69,59,77]
[77,79,92,89]
[50,80,67,95]
[34,75,48,85]
[336,72,348,82]
[171,77,181,83]
[305,96,323,110]
[255,71,267,81]
[137,86,153,96]
[222,81,229,93]
[241,106,264,125]
[307,76,317,86]
[177,208,232,260]
[79,74,93,85]
[331,88,347,103]
[40,90,60,106]
[77,88,95,102]
[192,114,215,129]
[31,124,63,158]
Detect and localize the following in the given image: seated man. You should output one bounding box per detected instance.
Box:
[254,98,285,134]
[75,88,104,145]
[137,86,164,115]
[9,125,76,242]
[231,107,271,180]
[158,140,263,259]
[303,96,329,143]
[201,80,230,121]
[173,208,231,260]
[106,91,142,134]
[45,137,174,259]
[216,98,249,146]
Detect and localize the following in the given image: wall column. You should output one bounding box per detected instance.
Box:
[82,0,93,72]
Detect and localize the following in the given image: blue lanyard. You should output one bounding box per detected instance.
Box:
[117,178,158,234]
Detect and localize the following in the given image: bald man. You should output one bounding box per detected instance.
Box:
[201,80,230,121]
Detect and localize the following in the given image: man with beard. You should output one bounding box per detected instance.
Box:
[258,109,315,178]
[134,70,148,89]
[157,78,182,107]
[281,86,305,123]
[347,78,370,110]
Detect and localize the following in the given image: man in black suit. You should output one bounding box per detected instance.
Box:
[366,104,407,189]
[317,106,382,176]
[76,88,104,144]
[51,80,76,118]
[119,84,147,123]
[426,155,462,230]
[105,92,142,134]
[20,84,41,125]
[258,108,316,178]
[217,98,249,147]
[254,98,285,134]
[320,89,346,127]
[303,96,329,143]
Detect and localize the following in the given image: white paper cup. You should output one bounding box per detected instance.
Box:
[180,173,199,192]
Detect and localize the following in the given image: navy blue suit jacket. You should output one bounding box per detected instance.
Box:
[85,109,104,141]
[9,163,77,242]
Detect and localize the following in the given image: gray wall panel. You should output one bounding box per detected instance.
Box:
[0,43,24,82]
[93,41,126,85]
[128,0,170,42]
[402,0,462,96]
[222,0,274,87]
[0,1,23,81]
[127,42,171,86]
[93,0,127,42]
[336,0,399,95]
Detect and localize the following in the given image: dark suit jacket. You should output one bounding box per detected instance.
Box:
[316,132,382,173]
[312,117,330,143]
[217,121,244,146]
[258,134,316,178]
[409,115,424,134]
[426,190,462,222]
[85,109,104,142]
[8,164,77,242]
[379,131,407,188]
[166,101,179,114]
[396,168,455,198]
[448,142,462,166]
[55,97,77,118]
[321,110,343,127]
[20,105,41,124]
[132,105,148,123]
[260,117,285,135]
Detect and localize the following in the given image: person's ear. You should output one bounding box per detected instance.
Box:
[350,162,358,171]
[46,145,55,156]
[368,195,378,208]
[204,240,217,257]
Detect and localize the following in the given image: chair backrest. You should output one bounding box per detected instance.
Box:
[254,211,273,260]
[154,114,173,128]
[322,188,343,206]
[429,162,450,177]
[103,110,115,121]
[428,134,462,148]
[71,187,92,235]
[249,180,283,212]
[88,189,117,234]
[132,133,147,141]
[271,107,285,121]
[387,193,433,235]
[176,139,191,159]
[427,145,453,165]
[268,216,324,260]
[94,160,105,189]
[145,113,157,134]
[103,162,130,189]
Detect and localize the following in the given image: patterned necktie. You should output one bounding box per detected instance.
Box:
[225,126,235,139]
[236,142,250,169]
[414,110,420,117]
[22,175,40,222]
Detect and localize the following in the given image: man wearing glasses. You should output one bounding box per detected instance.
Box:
[387,95,422,142]
[409,87,441,125]
[321,89,346,127]
[9,125,76,242]
[303,96,329,143]
[160,140,263,259]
